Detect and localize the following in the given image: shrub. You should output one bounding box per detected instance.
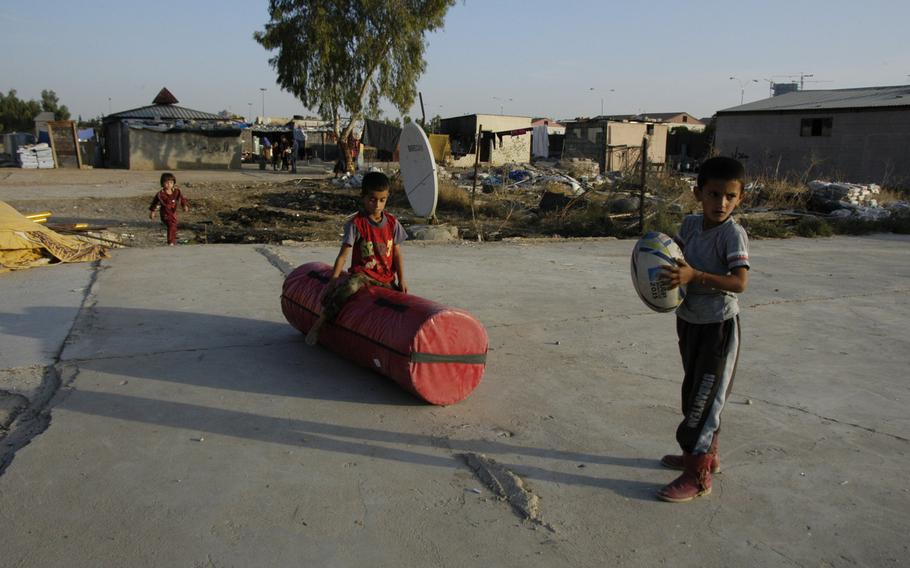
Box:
[794,216,834,237]
[739,217,790,239]
[644,207,682,237]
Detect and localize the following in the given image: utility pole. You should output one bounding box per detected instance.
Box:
[800,73,814,90]
[259,88,267,118]
[729,77,747,104]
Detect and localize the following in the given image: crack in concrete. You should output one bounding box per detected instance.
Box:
[486,287,910,331]
[0,365,61,476]
[621,367,910,443]
[0,260,103,477]
[746,287,910,309]
[746,395,910,444]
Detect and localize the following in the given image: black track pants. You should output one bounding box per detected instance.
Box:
[675,316,741,454]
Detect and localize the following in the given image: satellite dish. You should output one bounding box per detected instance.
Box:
[399,122,438,219]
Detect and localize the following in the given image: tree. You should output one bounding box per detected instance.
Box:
[428,113,442,133]
[254,0,455,170]
[40,90,70,121]
[0,89,42,132]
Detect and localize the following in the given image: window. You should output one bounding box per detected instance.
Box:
[646,124,654,135]
[800,117,833,137]
[682,115,688,123]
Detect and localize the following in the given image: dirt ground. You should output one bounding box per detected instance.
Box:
[1,165,632,248]
[7,164,899,250]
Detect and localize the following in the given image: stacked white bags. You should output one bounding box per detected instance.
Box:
[16,143,56,169]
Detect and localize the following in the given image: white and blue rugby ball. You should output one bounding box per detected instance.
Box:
[631,232,686,313]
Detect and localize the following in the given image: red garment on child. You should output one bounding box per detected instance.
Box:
[349,212,399,284]
[149,188,188,245]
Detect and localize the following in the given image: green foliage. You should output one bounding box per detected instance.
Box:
[428,114,442,133]
[0,89,42,132]
[828,217,910,236]
[254,0,455,139]
[40,89,70,121]
[0,89,71,131]
[794,216,834,238]
[644,207,683,237]
[739,217,790,239]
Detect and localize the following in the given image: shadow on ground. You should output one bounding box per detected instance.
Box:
[1,306,662,500]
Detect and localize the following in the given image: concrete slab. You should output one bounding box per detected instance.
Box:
[0,262,95,369]
[0,236,908,567]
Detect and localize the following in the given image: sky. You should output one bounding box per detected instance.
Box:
[1,0,908,123]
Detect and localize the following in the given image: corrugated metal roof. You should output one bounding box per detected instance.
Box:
[106,104,223,121]
[717,85,910,114]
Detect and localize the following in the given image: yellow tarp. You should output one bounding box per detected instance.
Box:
[427,134,451,164]
[0,200,109,273]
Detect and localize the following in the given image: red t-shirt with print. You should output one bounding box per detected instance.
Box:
[349,211,399,284]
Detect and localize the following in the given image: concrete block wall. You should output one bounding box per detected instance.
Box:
[714,109,910,186]
[563,122,668,172]
[126,129,242,170]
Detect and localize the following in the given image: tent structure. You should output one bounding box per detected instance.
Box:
[0,201,109,273]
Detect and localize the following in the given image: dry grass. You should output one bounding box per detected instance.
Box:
[437,178,473,212]
[746,178,810,210]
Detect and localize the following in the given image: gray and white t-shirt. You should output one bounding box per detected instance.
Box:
[675,214,750,324]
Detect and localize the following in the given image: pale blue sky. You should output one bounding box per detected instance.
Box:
[1,0,907,122]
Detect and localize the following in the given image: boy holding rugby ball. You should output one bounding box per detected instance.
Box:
[657,156,750,503]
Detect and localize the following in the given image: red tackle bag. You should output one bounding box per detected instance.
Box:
[281,262,488,405]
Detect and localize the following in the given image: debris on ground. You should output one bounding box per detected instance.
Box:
[461,452,554,532]
[806,179,905,221]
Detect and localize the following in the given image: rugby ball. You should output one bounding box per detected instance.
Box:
[631,232,686,313]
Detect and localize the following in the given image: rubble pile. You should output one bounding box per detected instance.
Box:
[556,158,600,178]
[444,162,611,197]
[17,143,55,169]
[807,180,905,222]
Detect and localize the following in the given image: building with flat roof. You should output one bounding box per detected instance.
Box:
[713,85,910,186]
[438,114,533,166]
[561,117,668,173]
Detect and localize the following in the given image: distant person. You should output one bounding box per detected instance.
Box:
[291,127,306,173]
[280,135,292,171]
[656,156,750,503]
[148,172,189,246]
[273,137,285,171]
[261,136,272,164]
[305,171,408,346]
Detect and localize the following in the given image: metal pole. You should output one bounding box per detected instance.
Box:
[471,124,483,240]
[418,92,426,128]
[639,136,648,233]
